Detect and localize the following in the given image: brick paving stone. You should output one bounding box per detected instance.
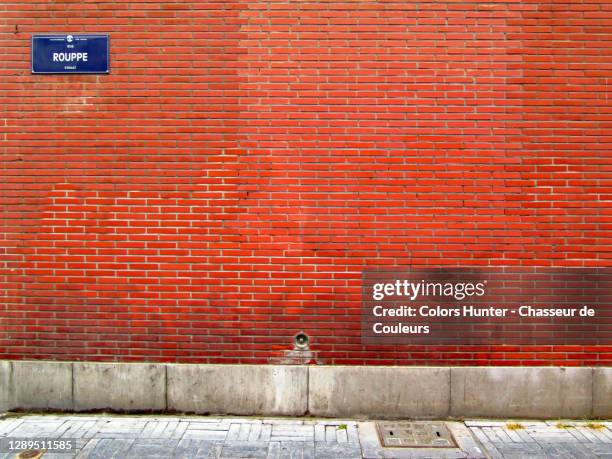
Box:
[468,422,612,459]
[575,426,606,443]
[34,454,75,459]
[587,428,612,443]
[226,423,242,441]
[271,425,314,437]
[150,420,171,438]
[182,429,229,441]
[313,424,325,443]
[139,420,160,438]
[125,438,179,458]
[97,420,147,436]
[314,443,362,459]
[469,429,506,459]
[275,441,315,459]
[170,421,189,440]
[62,420,96,439]
[263,420,304,425]
[345,425,359,444]
[0,418,23,436]
[9,421,62,437]
[568,426,594,442]
[553,443,591,459]
[498,428,518,443]
[239,424,253,441]
[174,439,224,459]
[85,438,134,459]
[514,427,539,444]
[259,424,272,442]
[75,438,101,458]
[266,441,280,459]
[562,442,601,459]
[600,429,612,442]
[324,425,336,443]
[269,436,313,442]
[188,422,232,431]
[589,443,612,455]
[248,422,263,442]
[221,442,269,459]
[497,442,548,459]
[502,428,523,442]
[482,426,504,443]
[335,426,348,443]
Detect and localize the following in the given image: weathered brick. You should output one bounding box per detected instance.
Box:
[0,1,610,365]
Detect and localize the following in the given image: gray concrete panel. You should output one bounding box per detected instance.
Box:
[10,361,72,410]
[74,362,166,411]
[593,367,612,418]
[450,367,592,418]
[309,366,450,419]
[167,364,307,416]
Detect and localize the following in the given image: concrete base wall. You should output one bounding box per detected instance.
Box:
[10,361,73,411]
[309,367,450,419]
[0,361,610,419]
[167,364,307,416]
[593,368,612,419]
[450,367,593,419]
[0,361,10,412]
[74,363,166,412]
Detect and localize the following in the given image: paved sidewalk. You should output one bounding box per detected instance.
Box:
[0,414,610,458]
[467,420,612,459]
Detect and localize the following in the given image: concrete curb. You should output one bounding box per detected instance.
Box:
[167,364,308,416]
[593,368,612,418]
[450,367,592,418]
[10,361,72,411]
[0,361,610,418]
[74,362,166,412]
[0,361,10,412]
[309,366,449,419]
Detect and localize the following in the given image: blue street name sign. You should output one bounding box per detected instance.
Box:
[32,34,109,74]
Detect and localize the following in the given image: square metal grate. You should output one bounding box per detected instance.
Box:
[376,421,458,448]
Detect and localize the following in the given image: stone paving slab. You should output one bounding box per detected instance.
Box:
[0,415,363,458]
[467,420,612,459]
[0,414,610,458]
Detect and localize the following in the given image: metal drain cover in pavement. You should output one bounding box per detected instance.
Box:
[376,421,457,448]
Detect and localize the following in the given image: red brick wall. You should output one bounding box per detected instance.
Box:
[1,1,611,365]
